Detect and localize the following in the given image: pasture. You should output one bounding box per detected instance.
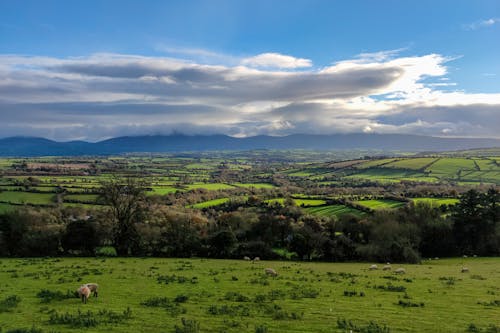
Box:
[0,258,498,333]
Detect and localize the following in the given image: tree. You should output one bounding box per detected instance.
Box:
[100,177,149,255]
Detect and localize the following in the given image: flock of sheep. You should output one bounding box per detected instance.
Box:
[72,257,472,304]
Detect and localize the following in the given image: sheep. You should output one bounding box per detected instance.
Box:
[382,264,392,271]
[394,268,406,275]
[461,267,469,273]
[77,285,91,304]
[264,268,278,277]
[84,283,99,298]
[253,257,260,262]
[369,264,378,270]
[243,256,251,261]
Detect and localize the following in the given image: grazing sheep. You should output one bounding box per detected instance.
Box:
[394,268,406,275]
[253,257,260,262]
[78,285,91,304]
[382,265,392,271]
[84,283,99,298]
[264,268,278,277]
[243,256,251,261]
[461,267,469,273]
[463,255,468,258]
[369,264,378,270]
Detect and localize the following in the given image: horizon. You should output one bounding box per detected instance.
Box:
[1,0,499,141]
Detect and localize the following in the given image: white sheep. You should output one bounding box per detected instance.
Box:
[369,264,378,270]
[461,267,469,273]
[264,268,278,277]
[253,257,260,262]
[84,283,99,298]
[382,264,392,271]
[77,285,91,304]
[243,256,251,261]
[394,268,406,274]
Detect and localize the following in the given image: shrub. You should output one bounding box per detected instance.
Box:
[255,325,268,333]
[4,327,43,333]
[337,318,391,333]
[174,318,200,333]
[95,246,117,257]
[0,295,21,313]
[48,308,132,328]
[36,289,75,303]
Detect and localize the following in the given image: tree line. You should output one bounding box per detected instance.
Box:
[0,178,498,263]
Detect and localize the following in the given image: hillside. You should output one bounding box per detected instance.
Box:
[0,134,499,156]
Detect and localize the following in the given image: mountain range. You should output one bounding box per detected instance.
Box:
[0,134,499,156]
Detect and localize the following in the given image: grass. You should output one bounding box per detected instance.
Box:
[64,194,100,203]
[190,198,230,209]
[265,198,326,207]
[305,204,366,217]
[384,157,438,170]
[355,199,407,210]
[0,191,55,205]
[0,203,16,213]
[233,183,276,189]
[0,257,498,332]
[185,183,235,191]
[411,198,460,206]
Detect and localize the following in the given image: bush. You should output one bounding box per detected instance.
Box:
[95,246,117,257]
[0,295,21,313]
[36,289,75,303]
[174,318,200,333]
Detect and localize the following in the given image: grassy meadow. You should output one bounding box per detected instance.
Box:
[0,257,498,333]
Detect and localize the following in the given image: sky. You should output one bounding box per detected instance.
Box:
[0,0,499,141]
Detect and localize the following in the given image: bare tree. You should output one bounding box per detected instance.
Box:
[100,176,149,255]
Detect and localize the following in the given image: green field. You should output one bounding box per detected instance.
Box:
[305,204,366,217]
[355,199,407,210]
[233,183,276,189]
[191,197,231,208]
[186,183,236,191]
[411,197,460,206]
[0,191,55,205]
[384,157,437,170]
[0,257,498,333]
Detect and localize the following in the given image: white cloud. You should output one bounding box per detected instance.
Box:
[463,18,500,30]
[241,53,312,69]
[0,50,499,140]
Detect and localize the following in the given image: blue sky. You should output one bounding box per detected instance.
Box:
[0,0,499,140]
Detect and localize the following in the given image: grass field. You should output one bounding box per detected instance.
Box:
[0,191,55,205]
[191,197,231,208]
[411,198,460,206]
[305,204,366,217]
[384,157,437,170]
[0,257,498,333]
[355,199,407,210]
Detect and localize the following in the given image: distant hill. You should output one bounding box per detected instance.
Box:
[0,134,499,156]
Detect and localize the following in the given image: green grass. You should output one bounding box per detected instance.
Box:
[305,204,366,217]
[64,194,100,203]
[148,187,179,195]
[427,158,477,178]
[384,157,437,170]
[185,183,235,191]
[294,199,326,207]
[0,202,16,213]
[233,183,276,189]
[0,257,498,333]
[411,198,459,206]
[190,198,230,208]
[0,191,55,205]
[355,199,407,210]
[265,198,326,207]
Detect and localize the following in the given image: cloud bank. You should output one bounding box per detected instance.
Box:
[0,51,499,141]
